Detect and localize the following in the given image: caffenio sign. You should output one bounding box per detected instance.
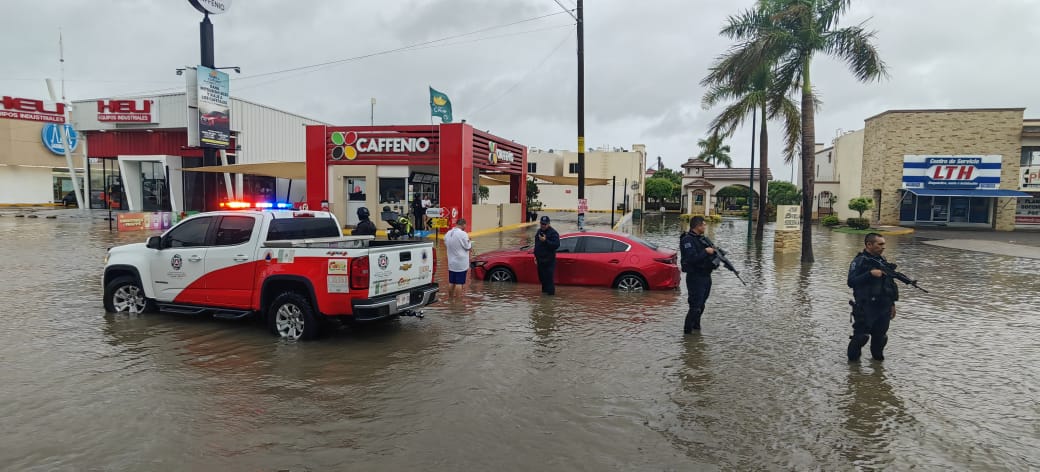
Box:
[329,131,432,160]
[189,0,231,15]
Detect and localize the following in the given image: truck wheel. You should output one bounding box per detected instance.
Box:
[268,292,319,340]
[104,275,156,313]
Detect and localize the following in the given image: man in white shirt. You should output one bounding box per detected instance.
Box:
[444,218,473,297]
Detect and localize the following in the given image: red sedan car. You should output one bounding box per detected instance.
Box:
[471,232,681,291]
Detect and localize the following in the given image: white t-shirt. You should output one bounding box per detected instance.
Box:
[444,226,472,272]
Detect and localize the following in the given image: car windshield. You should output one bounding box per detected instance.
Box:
[622,233,659,251]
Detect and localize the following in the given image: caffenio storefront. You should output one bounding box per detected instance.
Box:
[305,123,528,233]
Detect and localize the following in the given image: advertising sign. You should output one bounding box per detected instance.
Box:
[1015,197,1040,225]
[97,99,157,123]
[1,96,65,123]
[196,66,230,148]
[189,0,231,15]
[1022,165,1040,190]
[777,205,800,230]
[41,123,78,155]
[902,155,1001,189]
[329,130,432,160]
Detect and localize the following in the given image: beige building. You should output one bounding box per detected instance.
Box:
[839,108,1033,230]
[680,158,772,216]
[0,118,85,205]
[493,145,646,212]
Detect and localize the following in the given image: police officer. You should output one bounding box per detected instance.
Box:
[533,215,560,295]
[353,207,377,236]
[680,216,716,333]
[847,232,898,361]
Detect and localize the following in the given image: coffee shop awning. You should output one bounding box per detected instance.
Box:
[479,175,512,186]
[530,174,611,185]
[179,161,307,180]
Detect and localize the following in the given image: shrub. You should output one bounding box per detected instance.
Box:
[848,197,873,218]
[846,217,870,229]
[821,215,840,227]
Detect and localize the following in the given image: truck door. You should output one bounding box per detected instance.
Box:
[149,216,214,304]
[204,215,259,308]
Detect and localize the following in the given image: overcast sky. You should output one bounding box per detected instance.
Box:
[4,0,1040,183]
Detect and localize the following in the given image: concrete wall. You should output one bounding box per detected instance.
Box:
[527,150,562,176]
[537,184,632,212]
[833,129,864,221]
[471,203,522,232]
[0,166,53,204]
[862,109,1024,230]
[0,119,86,204]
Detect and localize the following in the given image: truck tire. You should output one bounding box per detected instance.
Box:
[104,275,156,313]
[268,291,320,341]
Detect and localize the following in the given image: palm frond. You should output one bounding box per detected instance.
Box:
[824,26,889,82]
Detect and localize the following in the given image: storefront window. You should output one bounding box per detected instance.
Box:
[181,157,205,212]
[379,178,406,204]
[969,197,990,223]
[915,196,932,221]
[899,191,915,221]
[86,158,124,210]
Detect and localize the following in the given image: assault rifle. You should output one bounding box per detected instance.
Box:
[866,257,928,293]
[699,235,747,286]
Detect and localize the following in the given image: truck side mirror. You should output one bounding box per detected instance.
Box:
[146,236,162,249]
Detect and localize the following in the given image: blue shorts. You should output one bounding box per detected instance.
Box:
[449,270,468,285]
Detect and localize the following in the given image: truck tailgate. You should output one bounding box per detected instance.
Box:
[367,242,435,296]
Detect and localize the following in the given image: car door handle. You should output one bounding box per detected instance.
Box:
[233,255,249,262]
[608,259,620,264]
[188,255,203,262]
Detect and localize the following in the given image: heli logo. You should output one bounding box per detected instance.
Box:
[171,254,183,270]
[330,131,431,160]
[0,96,66,123]
[97,99,155,122]
[377,254,389,269]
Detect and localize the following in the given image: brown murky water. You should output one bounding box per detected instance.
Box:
[0,211,1037,471]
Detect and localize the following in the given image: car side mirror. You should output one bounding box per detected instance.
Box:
[146,236,162,249]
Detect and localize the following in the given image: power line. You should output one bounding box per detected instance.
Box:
[469,28,574,119]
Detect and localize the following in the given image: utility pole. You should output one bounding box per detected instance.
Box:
[553,0,584,230]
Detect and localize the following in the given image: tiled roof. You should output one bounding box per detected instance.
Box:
[681,159,715,168]
[683,178,715,189]
[702,168,773,180]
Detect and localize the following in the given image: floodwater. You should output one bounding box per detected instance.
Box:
[0,211,1037,471]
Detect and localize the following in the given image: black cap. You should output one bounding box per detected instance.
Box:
[540,216,550,224]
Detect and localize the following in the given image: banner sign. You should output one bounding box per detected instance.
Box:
[328,130,436,160]
[97,99,157,123]
[1,96,65,123]
[41,123,79,155]
[902,155,1001,189]
[196,66,230,148]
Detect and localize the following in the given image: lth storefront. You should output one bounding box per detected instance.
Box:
[305,124,527,233]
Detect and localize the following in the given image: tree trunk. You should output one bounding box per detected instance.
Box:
[755,105,768,241]
[800,61,816,263]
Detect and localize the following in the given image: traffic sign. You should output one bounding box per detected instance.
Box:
[425,207,443,217]
[430,217,448,229]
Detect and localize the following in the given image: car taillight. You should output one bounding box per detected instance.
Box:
[654,254,677,265]
[350,256,370,290]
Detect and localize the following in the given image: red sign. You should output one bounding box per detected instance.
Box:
[97,99,155,123]
[0,96,65,123]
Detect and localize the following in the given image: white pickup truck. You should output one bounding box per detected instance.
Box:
[103,210,438,340]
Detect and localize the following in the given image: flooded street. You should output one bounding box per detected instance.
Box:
[1,212,1037,471]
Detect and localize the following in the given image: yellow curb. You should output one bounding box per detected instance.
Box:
[879,228,915,236]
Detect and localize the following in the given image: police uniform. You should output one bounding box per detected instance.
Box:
[533,217,560,295]
[680,230,716,332]
[846,250,899,361]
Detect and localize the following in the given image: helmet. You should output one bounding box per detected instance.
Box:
[356,207,370,219]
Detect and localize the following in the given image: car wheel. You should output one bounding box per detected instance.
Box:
[614,273,646,292]
[104,275,156,313]
[486,266,516,282]
[268,291,319,340]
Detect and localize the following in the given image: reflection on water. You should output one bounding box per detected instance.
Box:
[0,213,1037,470]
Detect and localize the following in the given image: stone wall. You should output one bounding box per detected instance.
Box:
[862,109,1024,231]
[773,229,801,253]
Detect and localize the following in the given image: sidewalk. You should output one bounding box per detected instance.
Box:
[911,228,1040,259]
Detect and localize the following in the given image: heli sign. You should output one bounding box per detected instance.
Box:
[902,155,1002,190]
[97,99,157,123]
[1,96,66,123]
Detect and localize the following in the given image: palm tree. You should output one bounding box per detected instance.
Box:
[696,133,733,168]
[713,0,887,262]
[702,63,801,241]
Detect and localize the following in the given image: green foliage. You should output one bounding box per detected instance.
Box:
[696,133,733,168]
[645,178,677,206]
[715,186,748,198]
[525,178,540,205]
[821,215,840,227]
[651,168,683,186]
[767,181,801,205]
[478,185,490,202]
[848,197,874,218]
[846,218,870,230]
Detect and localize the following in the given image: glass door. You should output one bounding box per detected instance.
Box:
[141,162,170,212]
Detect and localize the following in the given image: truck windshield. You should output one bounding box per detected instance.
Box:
[266,217,340,240]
